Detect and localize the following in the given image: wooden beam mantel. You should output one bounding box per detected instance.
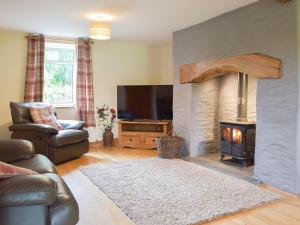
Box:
[179,53,281,84]
[277,0,292,3]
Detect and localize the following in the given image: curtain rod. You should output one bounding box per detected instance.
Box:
[78,37,94,44]
[24,33,40,38]
[25,34,94,44]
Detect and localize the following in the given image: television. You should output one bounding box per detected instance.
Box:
[117,85,173,120]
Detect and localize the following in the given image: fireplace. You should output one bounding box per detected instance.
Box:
[219,72,256,166]
[178,53,280,162]
[220,121,256,166]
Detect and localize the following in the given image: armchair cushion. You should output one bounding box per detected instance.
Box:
[9,123,59,135]
[0,162,38,178]
[10,101,55,124]
[49,130,89,147]
[29,105,63,130]
[10,101,33,124]
[0,139,34,163]
[59,120,85,130]
[0,175,57,207]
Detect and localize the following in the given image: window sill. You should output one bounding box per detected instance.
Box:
[53,105,76,108]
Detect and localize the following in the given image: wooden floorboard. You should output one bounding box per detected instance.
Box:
[56,143,300,225]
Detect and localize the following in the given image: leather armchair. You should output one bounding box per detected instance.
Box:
[9,102,89,164]
[0,139,79,225]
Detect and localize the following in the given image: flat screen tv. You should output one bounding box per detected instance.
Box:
[117,85,173,120]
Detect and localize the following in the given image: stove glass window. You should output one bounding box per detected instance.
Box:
[232,128,242,144]
[221,128,230,144]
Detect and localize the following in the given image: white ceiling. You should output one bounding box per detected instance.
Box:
[0,0,258,44]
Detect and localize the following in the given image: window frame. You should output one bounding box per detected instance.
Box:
[44,40,77,108]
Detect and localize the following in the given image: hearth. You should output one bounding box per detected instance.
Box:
[220,121,255,166]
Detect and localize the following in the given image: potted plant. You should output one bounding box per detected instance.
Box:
[97,104,116,146]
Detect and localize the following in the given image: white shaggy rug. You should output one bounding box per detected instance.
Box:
[80,158,281,225]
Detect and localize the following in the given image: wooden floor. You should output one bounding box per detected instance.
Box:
[56,143,300,225]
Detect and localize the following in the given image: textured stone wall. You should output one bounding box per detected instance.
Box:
[189,80,220,156]
[218,74,257,122]
[179,73,257,156]
[218,75,238,122]
[173,0,300,194]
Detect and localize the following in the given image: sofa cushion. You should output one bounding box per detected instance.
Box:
[44,173,79,225]
[0,139,34,163]
[0,161,38,179]
[0,174,57,207]
[49,130,89,147]
[11,154,57,174]
[29,105,63,130]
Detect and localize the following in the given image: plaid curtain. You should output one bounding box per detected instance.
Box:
[76,38,96,127]
[24,34,45,102]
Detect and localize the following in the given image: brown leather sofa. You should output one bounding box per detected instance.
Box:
[0,139,79,225]
[9,102,89,165]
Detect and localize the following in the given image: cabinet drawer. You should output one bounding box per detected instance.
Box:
[144,137,157,145]
[121,136,141,144]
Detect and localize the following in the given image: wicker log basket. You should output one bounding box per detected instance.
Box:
[155,131,183,159]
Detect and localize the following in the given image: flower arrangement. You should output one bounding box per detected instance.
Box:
[96,104,116,129]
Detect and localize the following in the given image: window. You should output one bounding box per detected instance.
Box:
[44,42,76,107]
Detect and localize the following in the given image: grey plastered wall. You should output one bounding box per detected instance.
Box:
[173,0,300,194]
[296,0,300,194]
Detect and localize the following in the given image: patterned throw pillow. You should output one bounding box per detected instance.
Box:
[29,105,63,130]
[0,161,38,179]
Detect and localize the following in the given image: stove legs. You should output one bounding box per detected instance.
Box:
[243,158,253,167]
[220,153,253,167]
[220,154,225,161]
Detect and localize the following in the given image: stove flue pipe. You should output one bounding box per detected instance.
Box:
[237,72,248,122]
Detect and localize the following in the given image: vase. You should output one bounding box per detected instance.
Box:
[103,128,113,147]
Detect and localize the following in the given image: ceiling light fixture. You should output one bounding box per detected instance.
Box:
[89,21,111,40]
[88,13,113,21]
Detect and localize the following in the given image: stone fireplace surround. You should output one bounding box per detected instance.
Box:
[173,0,300,194]
[176,73,257,155]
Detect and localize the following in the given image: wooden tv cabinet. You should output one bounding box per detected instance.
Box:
[118,120,172,149]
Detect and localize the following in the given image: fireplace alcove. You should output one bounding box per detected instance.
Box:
[178,53,281,165]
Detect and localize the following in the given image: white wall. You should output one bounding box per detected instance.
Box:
[56,41,173,141]
[0,29,173,140]
[57,41,173,141]
[92,41,162,140]
[0,30,27,139]
[160,43,173,84]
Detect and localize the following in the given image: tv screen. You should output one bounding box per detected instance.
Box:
[117,85,173,120]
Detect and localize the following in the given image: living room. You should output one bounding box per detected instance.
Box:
[0,0,300,225]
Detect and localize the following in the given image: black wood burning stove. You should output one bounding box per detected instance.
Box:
[220,121,255,166]
[219,72,256,166]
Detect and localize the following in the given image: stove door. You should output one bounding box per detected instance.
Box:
[231,126,245,157]
[220,124,231,154]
